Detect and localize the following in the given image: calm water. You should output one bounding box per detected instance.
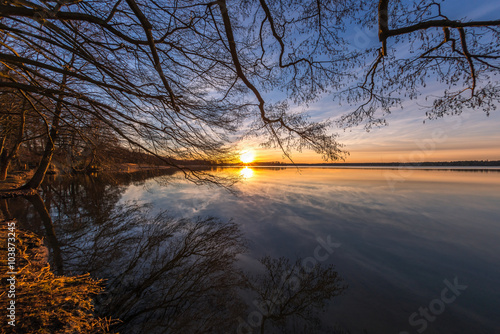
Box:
[6,168,500,333]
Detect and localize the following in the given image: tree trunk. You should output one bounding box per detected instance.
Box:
[25,193,64,275]
[0,136,5,158]
[0,153,10,181]
[0,104,26,181]
[20,130,58,189]
[20,71,69,190]
[0,199,12,220]
[85,148,97,173]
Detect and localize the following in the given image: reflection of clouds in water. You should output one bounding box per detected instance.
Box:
[111,169,500,332]
[120,181,219,217]
[121,169,500,253]
[13,173,349,334]
[119,169,500,332]
[15,168,500,333]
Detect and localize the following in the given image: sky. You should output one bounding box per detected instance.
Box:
[238,0,500,164]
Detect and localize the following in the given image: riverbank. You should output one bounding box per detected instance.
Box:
[110,163,172,173]
[0,170,33,191]
[0,164,173,198]
[0,170,38,199]
[0,221,117,333]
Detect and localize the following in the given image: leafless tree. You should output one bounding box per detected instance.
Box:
[338,0,500,129]
[0,0,354,189]
[0,0,498,189]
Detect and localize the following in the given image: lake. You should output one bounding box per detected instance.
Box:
[6,167,500,333]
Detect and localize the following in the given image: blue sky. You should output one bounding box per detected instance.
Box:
[241,0,500,163]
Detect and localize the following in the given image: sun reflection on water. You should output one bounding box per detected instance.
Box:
[239,167,254,179]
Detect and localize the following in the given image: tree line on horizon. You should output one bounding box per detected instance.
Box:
[229,160,500,166]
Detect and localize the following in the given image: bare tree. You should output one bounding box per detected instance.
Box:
[338,0,500,129]
[0,0,351,189]
[0,0,499,190]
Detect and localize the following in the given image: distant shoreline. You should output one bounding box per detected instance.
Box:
[210,166,500,173]
[216,160,500,168]
[220,165,500,170]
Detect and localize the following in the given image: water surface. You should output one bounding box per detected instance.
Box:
[6,168,500,333]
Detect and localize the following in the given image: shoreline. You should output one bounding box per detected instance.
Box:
[0,165,173,198]
[0,221,115,332]
[219,165,500,171]
[0,170,36,198]
[1,162,498,196]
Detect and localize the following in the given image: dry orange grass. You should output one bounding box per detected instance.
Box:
[0,222,118,333]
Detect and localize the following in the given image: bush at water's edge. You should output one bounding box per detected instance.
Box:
[0,221,119,334]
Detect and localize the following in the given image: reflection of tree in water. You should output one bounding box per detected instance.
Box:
[59,206,347,334]
[243,256,347,334]
[43,170,177,230]
[93,212,248,333]
[6,172,348,333]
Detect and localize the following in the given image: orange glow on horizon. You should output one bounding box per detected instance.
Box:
[249,147,500,164]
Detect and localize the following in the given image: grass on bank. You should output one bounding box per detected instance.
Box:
[1,222,118,333]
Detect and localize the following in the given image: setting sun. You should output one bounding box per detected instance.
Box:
[240,151,255,164]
